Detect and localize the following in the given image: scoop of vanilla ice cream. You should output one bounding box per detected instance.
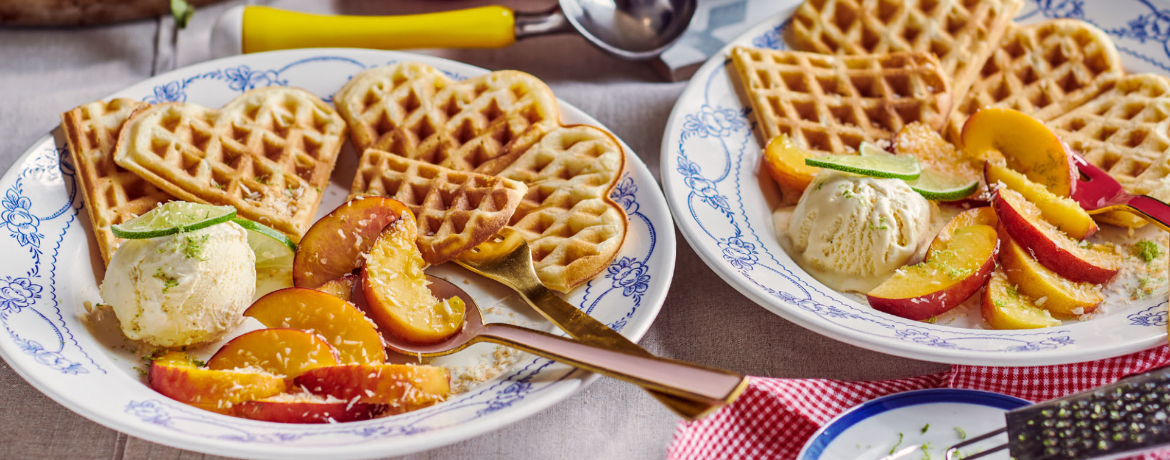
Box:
[100,221,256,347]
[787,170,933,291]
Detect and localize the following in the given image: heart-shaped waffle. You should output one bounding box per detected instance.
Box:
[349,151,528,265]
[483,124,628,293]
[1047,74,1170,227]
[730,47,953,155]
[943,19,1123,141]
[113,87,347,240]
[333,62,560,172]
[343,63,629,292]
[788,0,1022,108]
[61,98,173,264]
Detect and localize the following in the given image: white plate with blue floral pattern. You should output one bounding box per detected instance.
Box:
[0,49,675,459]
[662,0,1170,366]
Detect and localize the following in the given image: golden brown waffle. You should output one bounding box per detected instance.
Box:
[730,47,952,155]
[333,62,560,171]
[349,150,528,265]
[113,87,347,240]
[60,98,172,265]
[788,0,1022,106]
[1047,74,1170,228]
[490,124,628,293]
[944,19,1123,141]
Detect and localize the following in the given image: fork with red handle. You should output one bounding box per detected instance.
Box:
[1070,154,1170,232]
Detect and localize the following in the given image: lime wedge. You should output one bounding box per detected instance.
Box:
[112,202,236,239]
[805,154,921,180]
[232,217,296,271]
[907,169,979,201]
[858,141,893,157]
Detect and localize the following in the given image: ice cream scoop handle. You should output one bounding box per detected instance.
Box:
[240,6,516,54]
[479,323,748,403]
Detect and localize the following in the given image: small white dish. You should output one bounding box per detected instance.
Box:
[799,389,1030,460]
[0,49,676,459]
[660,0,1170,366]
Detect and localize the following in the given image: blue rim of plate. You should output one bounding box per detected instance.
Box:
[799,389,1031,460]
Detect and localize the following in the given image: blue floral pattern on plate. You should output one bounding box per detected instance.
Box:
[0,49,675,457]
[661,0,1169,364]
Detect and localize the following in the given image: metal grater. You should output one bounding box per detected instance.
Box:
[945,366,1170,460]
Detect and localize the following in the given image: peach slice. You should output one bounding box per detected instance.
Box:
[207,328,340,380]
[985,162,1097,239]
[981,267,1061,329]
[316,273,359,302]
[762,134,820,192]
[929,207,998,253]
[235,392,389,423]
[149,351,285,413]
[960,108,1077,197]
[362,215,465,344]
[894,122,983,184]
[293,197,414,288]
[295,363,451,413]
[994,188,1120,284]
[998,228,1103,318]
[244,288,387,365]
[868,225,999,320]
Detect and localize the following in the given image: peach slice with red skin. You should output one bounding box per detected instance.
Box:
[929,207,998,253]
[293,197,413,288]
[981,267,1061,329]
[993,188,1120,284]
[295,363,451,413]
[867,225,999,321]
[362,215,466,344]
[207,328,340,380]
[244,287,387,365]
[961,108,1077,197]
[149,351,285,413]
[997,227,1103,318]
[985,162,1097,239]
[316,274,359,302]
[235,393,389,423]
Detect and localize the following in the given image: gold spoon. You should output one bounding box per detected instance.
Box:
[455,228,745,419]
[379,275,748,407]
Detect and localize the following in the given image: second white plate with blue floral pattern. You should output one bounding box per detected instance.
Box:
[662,0,1170,366]
[0,49,675,458]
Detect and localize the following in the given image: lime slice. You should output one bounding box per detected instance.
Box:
[907,169,979,201]
[858,141,893,157]
[232,217,296,271]
[805,154,921,180]
[112,202,236,239]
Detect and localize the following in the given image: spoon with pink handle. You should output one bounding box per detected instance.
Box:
[378,275,749,408]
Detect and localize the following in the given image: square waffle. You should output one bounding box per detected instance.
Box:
[729,46,953,155]
[349,150,528,265]
[60,98,173,265]
[943,19,1124,141]
[333,62,560,172]
[788,0,1022,106]
[113,86,347,240]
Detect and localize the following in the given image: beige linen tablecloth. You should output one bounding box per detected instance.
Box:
[0,1,947,458]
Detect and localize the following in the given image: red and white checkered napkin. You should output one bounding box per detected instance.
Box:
[667,346,1170,460]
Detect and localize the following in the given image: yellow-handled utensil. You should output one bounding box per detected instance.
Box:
[210,0,696,61]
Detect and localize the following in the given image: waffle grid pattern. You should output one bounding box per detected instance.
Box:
[113,87,346,240]
[730,47,952,156]
[60,98,172,264]
[350,150,528,265]
[334,62,560,172]
[944,19,1124,141]
[788,0,1023,106]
